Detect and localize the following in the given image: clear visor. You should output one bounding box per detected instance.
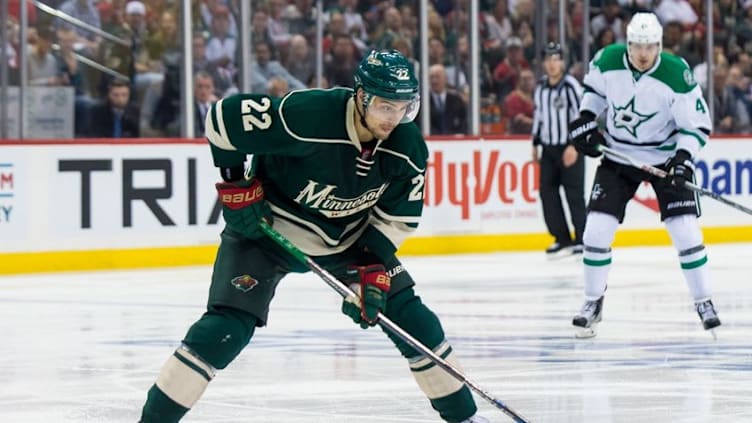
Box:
[367,95,421,124]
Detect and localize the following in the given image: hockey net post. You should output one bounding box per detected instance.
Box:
[259,221,531,423]
[600,146,752,216]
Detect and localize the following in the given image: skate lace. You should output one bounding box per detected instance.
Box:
[697,301,716,319]
[580,300,598,315]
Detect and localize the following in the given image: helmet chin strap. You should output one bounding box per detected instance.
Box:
[355,92,377,139]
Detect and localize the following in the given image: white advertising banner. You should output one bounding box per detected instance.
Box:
[417,140,544,235]
[0,138,751,253]
[1,142,220,252]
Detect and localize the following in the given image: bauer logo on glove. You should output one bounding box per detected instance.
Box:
[219,184,264,209]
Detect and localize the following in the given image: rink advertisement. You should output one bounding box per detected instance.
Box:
[1,137,751,272]
[0,140,220,257]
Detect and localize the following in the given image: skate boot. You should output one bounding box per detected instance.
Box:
[695,299,721,330]
[460,414,490,423]
[572,296,604,338]
[546,242,575,259]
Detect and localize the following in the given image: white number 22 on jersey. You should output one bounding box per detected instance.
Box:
[409,174,425,201]
[241,98,272,131]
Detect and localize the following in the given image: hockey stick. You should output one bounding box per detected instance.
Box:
[259,221,531,423]
[600,146,752,216]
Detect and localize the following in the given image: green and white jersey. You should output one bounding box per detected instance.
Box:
[581,44,712,165]
[205,88,428,261]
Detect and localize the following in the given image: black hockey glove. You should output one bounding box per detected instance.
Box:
[341,256,390,329]
[569,113,605,158]
[216,177,272,239]
[665,149,695,191]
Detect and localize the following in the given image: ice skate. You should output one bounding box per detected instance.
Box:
[460,414,490,423]
[546,242,579,260]
[572,296,603,338]
[695,299,721,339]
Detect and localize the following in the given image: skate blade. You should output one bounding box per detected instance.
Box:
[547,249,580,261]
[575,324,598,339]
[708,329,718,341]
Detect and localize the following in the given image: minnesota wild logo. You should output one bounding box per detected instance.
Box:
[230,275,259,292]
[612,96,657,137]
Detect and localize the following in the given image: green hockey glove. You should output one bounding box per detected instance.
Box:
[341,264,391,329]
[216,178,272,240]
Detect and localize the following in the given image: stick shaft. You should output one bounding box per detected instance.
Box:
[601,146,752,216]
[259,221,530,423]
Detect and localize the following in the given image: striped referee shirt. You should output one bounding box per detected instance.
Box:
[532,74,583,146]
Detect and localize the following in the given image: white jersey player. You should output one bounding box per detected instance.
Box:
[567,12,720,338]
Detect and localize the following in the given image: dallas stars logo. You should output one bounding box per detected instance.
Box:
[612,96,657,137]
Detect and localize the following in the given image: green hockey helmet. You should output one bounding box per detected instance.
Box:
[354,50,420,123]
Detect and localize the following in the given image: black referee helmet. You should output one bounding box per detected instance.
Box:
[543,41,563,57]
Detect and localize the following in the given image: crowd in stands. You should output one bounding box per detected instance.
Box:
[4,0,752,137]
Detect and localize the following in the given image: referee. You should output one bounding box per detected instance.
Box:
[532,42,586,257]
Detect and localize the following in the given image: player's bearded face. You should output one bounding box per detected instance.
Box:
[366,97,410,138]
[628,42,659,72]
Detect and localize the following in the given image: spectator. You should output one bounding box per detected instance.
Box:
[195,71,218,136]
[483,0,513,51]
[89,79,140,138]
[428,64,467,134]
[590,0,625,43]
[267,0,292,49]
[149,66,218,137]
[427,8,446,42]
[663,20,684,55]
[192,33,235,97]
[200,0,238,38]
[493,36,530,100]
[205,6,236,68]
[145,9,182,75]
[56,26,93,137]
[712,64,752,133]
[283,34,315,87]
[322,11,348,56]
[28,26,61,86]
[8,0,38,25]
[327,0,368,41]
[428,36,468,91]
[251,41,306,93]
[655,0,698,27]
[55,0,101,54]
[285,0,317,36]
[594,27,617,52]
[99,0,149,95]
[503,68,535,134]
[250,9,274,56]
[324,34,358,88]
[373,6,407,51]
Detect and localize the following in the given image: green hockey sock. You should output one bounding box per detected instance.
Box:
[140,384,189,423]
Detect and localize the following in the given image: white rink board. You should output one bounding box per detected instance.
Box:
[1,138,751,253]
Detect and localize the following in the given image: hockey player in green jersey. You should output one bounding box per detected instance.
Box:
[568,12,721,338]
[139,50,489,423]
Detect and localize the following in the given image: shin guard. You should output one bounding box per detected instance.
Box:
[140,307,257,422]
[384,289,477,422]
